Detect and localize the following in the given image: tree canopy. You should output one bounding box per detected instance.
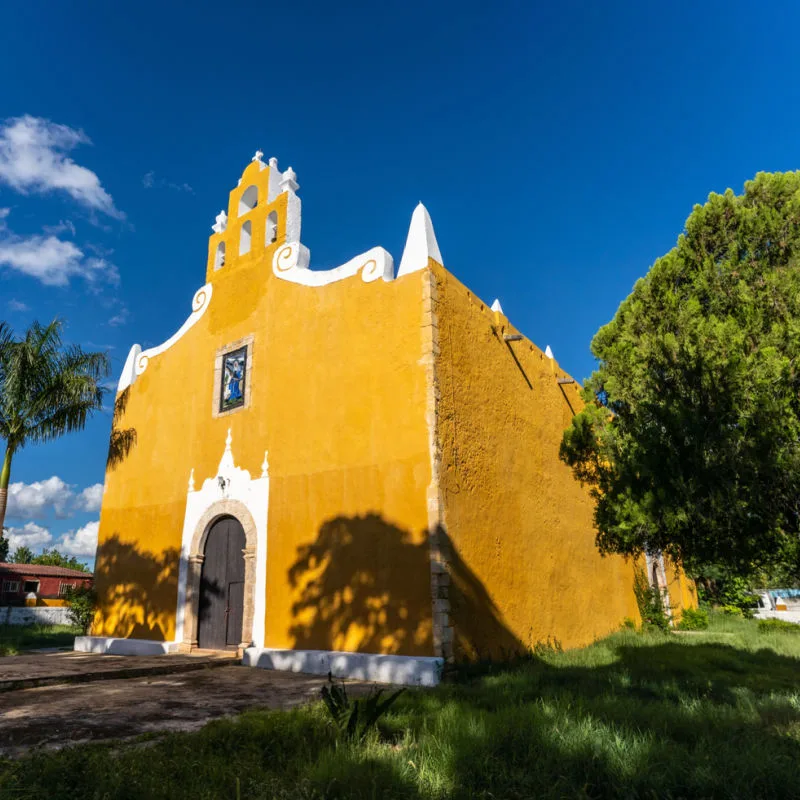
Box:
[560,172,800,576]
[0,320,109,535]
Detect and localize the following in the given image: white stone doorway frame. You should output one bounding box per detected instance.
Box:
[175,430,269,651]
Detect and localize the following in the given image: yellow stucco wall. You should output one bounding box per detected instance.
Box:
[95,157,694,659]
[664,556,698,622]
[95,160,434,655]
[433,265,644,658]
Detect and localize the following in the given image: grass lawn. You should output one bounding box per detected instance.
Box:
[2,613,800,798]
[0,624,80,656]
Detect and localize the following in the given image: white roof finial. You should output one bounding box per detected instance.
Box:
[252,149,264,162]
[216,428,236,476]
[188,468,195,492]
[212,209,227,234]
[397,203,444,278]
[491,298,504,314]
[280,167,299,194]
[261,451,270,478]
[545,345,554,359]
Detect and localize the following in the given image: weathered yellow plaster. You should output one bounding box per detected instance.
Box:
[431,265,693,657]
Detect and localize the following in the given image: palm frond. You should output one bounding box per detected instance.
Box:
[0,319,110,453]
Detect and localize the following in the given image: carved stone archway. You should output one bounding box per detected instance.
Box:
[182,500,258,651]
[174,429,269,653]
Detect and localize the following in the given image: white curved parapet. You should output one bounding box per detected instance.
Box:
[272,241,394,286]
[116,283,213,393]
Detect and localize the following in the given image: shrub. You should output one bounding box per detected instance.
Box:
[633,566,670,631]
[677,607,709,630]
[63,585,97,634]
[320,676,404,741]
[719,604,744,618]
[757,618,800,634]
[621,617,637,630]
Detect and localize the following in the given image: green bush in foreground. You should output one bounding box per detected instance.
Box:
[63,585,97,634]
[719,604,745,618]
[632,566,670,631]
[1,615,799,799]
[677,607,709,630]
[757,617,800,634]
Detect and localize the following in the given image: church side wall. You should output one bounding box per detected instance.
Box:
[433,264,642,658]
[95,178,434,655]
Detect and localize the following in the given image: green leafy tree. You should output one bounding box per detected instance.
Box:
[10,545,33,564]
[32,548,89,573]
[0,320,109,535]
[561,172,800,576]
[63,584,97,633]
[0,528,8,562]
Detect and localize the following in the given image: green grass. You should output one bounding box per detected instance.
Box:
[2,613,800,798]
[0,624,80,656]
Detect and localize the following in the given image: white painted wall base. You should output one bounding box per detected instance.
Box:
[0,606,72,626]
[754,610,800,624]
[74,636,180,656]
[243,647,444,687]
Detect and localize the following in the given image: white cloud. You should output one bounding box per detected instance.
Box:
[0,115,123,218]
[142,170,193,193]
[7,477,74,519]
[58,520,98,557]
[0,230,119,287]
[7,299,28,311]
[77,483,103,512]
[5,522,53,552]
[42,219,77,237]
[108,307,129,326]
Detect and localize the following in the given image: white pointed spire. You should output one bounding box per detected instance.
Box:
[217,428,235,475]
[188,468,195,492]
[545,345,554,359]
[397,203,443,278]
[491,298,503,314]
[261,451,270,478]
[252,149,264,162]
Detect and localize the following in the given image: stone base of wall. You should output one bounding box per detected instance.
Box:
[0,606,72,626]
[74,636,180,656]
[243,647,443,686]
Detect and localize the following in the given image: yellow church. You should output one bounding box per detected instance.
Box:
[77,153,696,685]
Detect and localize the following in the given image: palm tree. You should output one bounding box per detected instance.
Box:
[0,320,110,535]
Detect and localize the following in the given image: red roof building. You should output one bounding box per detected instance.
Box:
[0,563,93,606]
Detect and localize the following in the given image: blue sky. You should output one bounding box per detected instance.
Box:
[1,1,799,564]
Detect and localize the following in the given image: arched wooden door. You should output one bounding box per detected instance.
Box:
[198,516,246,650]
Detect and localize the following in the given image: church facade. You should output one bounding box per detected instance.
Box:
[78,154,696,684]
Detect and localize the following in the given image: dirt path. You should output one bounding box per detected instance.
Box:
[0,664,343,757]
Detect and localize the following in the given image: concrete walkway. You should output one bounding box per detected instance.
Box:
[0,650,237,692]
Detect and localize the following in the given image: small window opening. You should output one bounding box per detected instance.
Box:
[214,241,226,270]
[23,580,39,594]
[265,211,278,245]
[238,185,258,217]
[239,220,252,255]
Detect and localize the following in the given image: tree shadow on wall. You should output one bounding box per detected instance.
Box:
[93,535,179,641]
[106,388,137,470]
[287,514,524,660]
